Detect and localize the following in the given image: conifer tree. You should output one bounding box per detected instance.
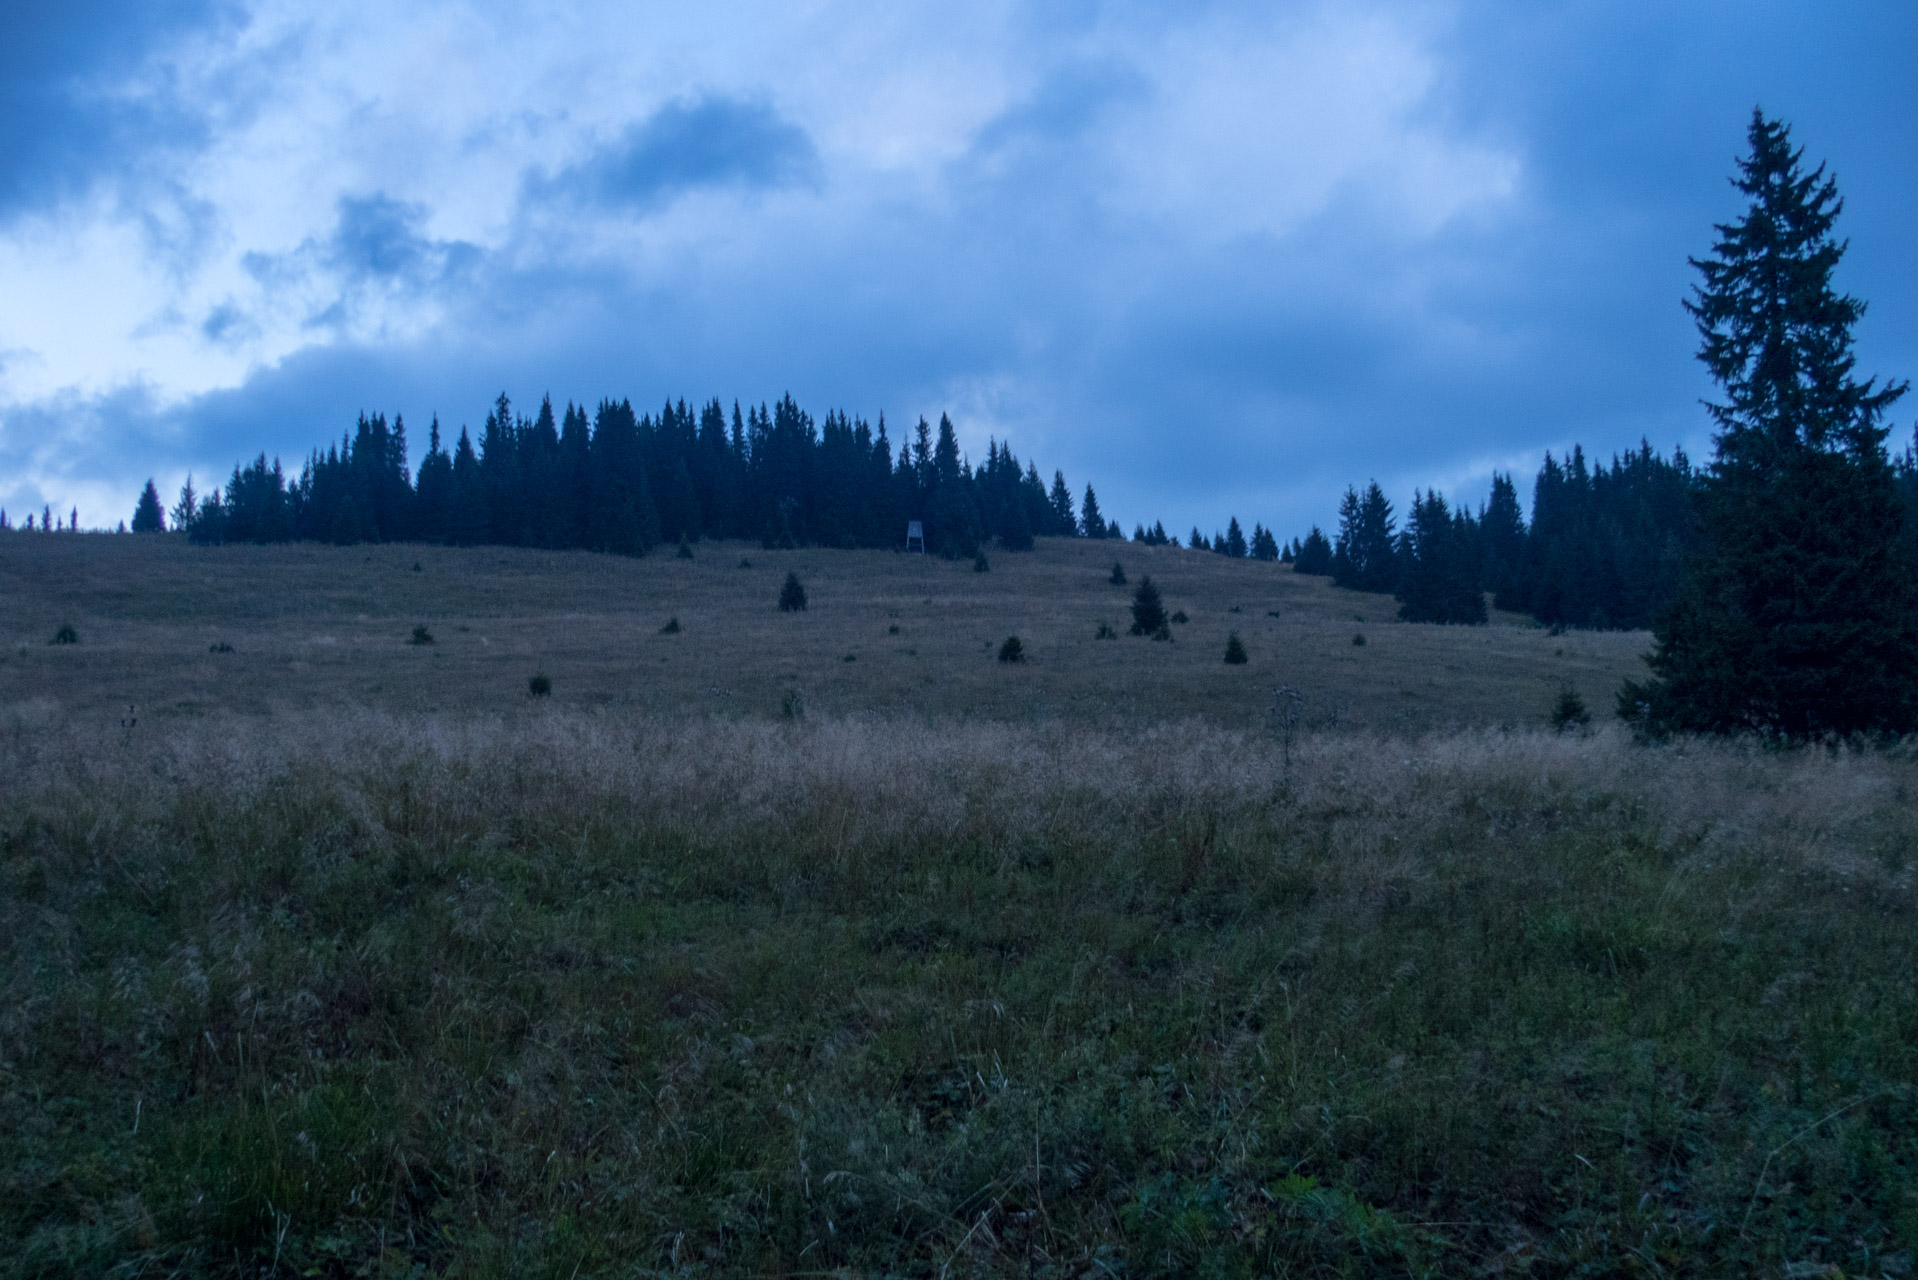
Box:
[1293,526,1333,575]
[1249,523,1279,561]
[1479,472,1527,611]
[131,480,165,532]
[778,571,808,612]
[1048,471,1076,536]
[415,417,454,543]
[1224,517,1247,557]
[1395,490,1487,624]
[1630,112,1915,737]
[1079,485,1106,539]
[1129,575,1168,636]
[171,476,198,532]
[1332,482,1399,592]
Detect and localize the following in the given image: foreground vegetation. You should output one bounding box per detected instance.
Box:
[6,712,1916,1276]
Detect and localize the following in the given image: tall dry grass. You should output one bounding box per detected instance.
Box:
[4,711,1917,1275]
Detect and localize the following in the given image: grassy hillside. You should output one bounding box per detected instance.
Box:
[4,713,1916,1276]
[0,533,1647,731]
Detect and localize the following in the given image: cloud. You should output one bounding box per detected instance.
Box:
[232,193,481,338]
[533,94,819,214]
[0,0,241,217]
[0,0,1912,541]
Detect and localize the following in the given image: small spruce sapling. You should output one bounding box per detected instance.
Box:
[998,636,1025,663]
[1224,633,1248,664]
[660,617,681,634]
[1110,562,1127,585]
[409,625,434,646]
[676,537,694,560]
[1129,576,1167,635]
[51,623,78,645]
[528,673,552,697]
[974,552,990,573]
[1550,686,1591,731]
[779,572,808,612]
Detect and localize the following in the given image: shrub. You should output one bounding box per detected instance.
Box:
[528,673,552,698]
[998,636,1025,663]
[1171,610,1189,624]
[1353,633,1366,647]
[888,624,900,635]
[676,537,695,560]
[1550,686,1591,731]
[412,561,423,572]
[50,623,78,645]
[974,552,990,573]
[1152,622,1172,642]
[660,617,681,635]
[739,558,753,569]
[208,641,235,654]
[1110,562,1127,585]
[409,625,435,646]
[780,689,805,720]
[1224,633,1248,664]
[779,572,808,612]
[1128,576,1167,635]
[1095,621,1118,640]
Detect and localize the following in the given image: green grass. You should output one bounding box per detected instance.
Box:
[5,712,1917,1276]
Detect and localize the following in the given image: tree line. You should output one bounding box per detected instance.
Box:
[136,392,1299,568]
[1284,441,1702,630]
[151,397,1114,558]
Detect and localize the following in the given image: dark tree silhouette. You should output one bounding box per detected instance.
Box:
[1629,112,1916,737]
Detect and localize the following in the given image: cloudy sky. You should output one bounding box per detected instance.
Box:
[2,0,1913,536]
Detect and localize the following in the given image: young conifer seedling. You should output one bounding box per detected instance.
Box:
[778,572,808,612]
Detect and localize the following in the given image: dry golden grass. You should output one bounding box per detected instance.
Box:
[0,532,1648,730]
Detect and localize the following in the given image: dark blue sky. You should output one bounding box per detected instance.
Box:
[1,1,1912,536]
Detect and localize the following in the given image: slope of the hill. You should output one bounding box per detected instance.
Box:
[0,533,1647,729]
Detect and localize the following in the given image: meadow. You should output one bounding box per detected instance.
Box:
[3,535,1916,1277]
[0,532,1644,731]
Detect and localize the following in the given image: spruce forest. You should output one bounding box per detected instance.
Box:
[149,388,1787,636]
[151,394,1918,638]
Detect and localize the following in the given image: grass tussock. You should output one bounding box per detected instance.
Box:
[4,715,1918,1276]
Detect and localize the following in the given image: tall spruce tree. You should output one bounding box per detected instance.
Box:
[1630,112,1915,737]
[1079,485,1106,539]
[1396,490,1487,624]
[1332,482,1399,593]
[131,480,165,532]
[1479,472,1526,611]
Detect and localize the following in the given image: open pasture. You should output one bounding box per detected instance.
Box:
[0,533,1647,731]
